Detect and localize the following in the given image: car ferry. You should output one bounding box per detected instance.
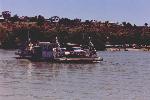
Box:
[16,37,103,63]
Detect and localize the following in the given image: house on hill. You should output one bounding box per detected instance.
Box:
[0,15,4,22]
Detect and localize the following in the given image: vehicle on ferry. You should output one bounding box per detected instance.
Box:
[54,37,103,63]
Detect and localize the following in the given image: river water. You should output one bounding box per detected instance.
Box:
[0,49,150,100]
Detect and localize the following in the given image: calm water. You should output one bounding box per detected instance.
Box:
[0,49,150,100]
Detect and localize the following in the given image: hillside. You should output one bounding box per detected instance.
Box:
[0,11,150,50]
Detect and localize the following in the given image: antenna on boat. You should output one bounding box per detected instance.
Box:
[56,36,60,48]
[28,30,31,42]
[55,36,62,57]
[88,36,97,57]
[89,37,94,47]
[88,36,96,51]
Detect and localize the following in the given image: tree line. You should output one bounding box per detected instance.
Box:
[0,11,150,50]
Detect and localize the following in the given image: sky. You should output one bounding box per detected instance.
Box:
[0,0,150,25]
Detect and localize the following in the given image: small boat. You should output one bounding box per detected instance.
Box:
[16,37,103,63]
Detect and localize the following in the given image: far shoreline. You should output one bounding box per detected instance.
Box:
[106,47,150,51]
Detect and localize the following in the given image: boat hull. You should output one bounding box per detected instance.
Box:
[16,55,103,63]
[54,57,103,63]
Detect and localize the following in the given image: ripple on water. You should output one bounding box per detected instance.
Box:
[0,50,150,100]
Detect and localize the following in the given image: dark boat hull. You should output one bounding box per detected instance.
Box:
[54,57,103,63]
[16,55,103,63]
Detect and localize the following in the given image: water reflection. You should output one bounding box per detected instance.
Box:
[26,62,34,79]
[25,61,99,82]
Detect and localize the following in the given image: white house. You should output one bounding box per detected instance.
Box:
[0,15,4,22]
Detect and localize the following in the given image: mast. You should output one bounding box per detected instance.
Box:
[28,30,31,42]
[55,36,62,58]
[88,37,97,56]
[56,36,60,48]
[89,37,95,50]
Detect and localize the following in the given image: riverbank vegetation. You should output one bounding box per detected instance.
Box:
[0,11,150,50]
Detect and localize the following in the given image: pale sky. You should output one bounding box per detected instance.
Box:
[0,0,150,25]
